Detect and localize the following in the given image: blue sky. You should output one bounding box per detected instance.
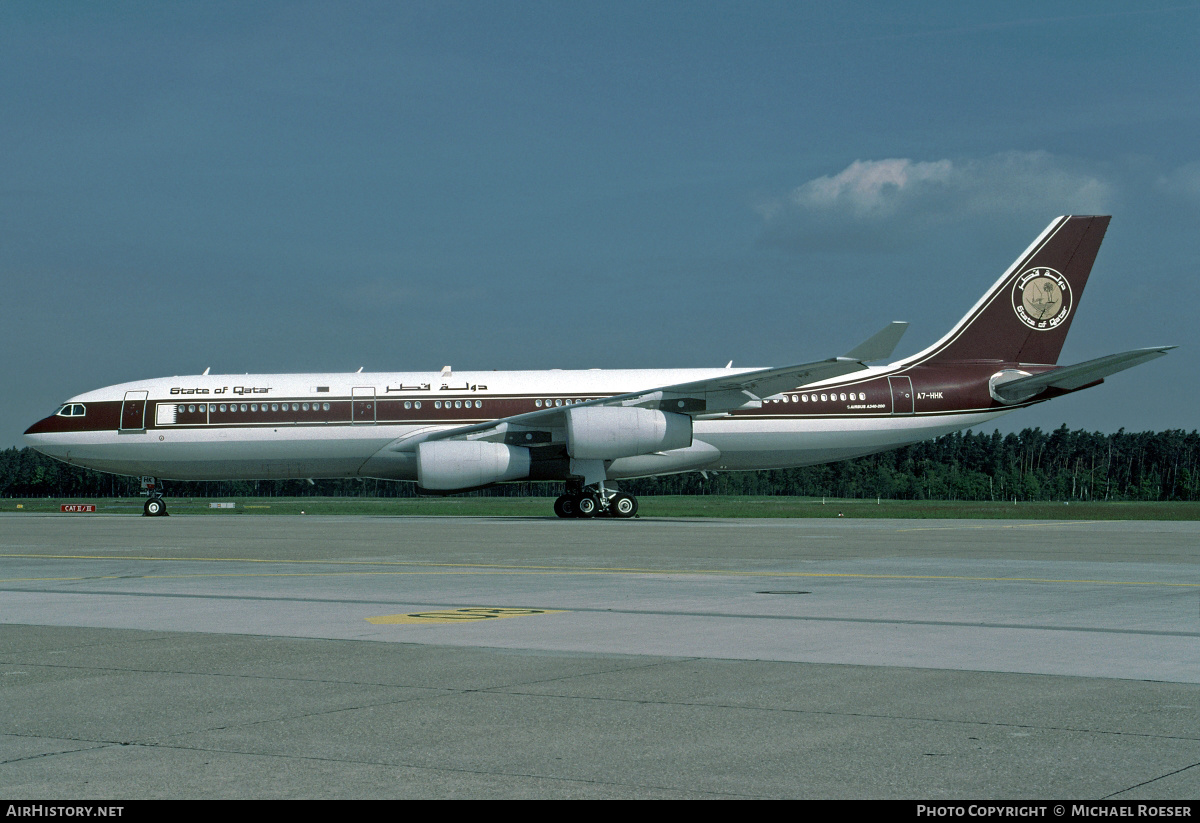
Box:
[3,1,1198,447]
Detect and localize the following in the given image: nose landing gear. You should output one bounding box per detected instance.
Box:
[141,477,169,517]
[143,496,168,517]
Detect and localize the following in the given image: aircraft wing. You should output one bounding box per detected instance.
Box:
[399,321,907,449]
[992,346,1175,404]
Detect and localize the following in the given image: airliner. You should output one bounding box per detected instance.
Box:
[25,215,1172,518]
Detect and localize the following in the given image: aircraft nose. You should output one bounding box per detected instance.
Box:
[23,415,66,457]
[24,413,57,437]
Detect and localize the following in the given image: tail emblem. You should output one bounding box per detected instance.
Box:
[1013,267,1072,331]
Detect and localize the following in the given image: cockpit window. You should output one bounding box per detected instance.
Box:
[55,404,86,417]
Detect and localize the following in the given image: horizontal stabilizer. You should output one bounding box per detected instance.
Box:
[991,346,1175,404]
[843,321,908,362]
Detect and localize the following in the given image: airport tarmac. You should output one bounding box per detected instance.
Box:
[1,514,1198,799]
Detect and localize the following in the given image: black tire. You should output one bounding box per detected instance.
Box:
[611,493,638,518]
[576,494,597,518]
[553,494,577,518]
[144,498,166,517]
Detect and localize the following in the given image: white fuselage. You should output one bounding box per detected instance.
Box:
[25,365,1013,482]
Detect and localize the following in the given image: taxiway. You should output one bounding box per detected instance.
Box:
[1,515,1197,798]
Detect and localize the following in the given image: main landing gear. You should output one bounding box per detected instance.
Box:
[553,484,639,519]
[141,476,169,517]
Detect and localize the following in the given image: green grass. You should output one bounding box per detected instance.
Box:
[4,496,1200,519]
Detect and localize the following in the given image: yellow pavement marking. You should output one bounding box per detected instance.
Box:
[366,607,564,625]
[0,553,1196,588]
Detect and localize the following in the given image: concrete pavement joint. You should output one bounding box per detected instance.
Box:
[0,737,115,767]
[2,733,758,798]
[479,689,1200,744]
[1103,760,1200,799]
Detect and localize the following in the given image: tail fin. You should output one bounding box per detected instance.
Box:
[918,215,1110,366]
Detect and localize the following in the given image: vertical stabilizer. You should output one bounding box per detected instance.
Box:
[918,215,1110,365]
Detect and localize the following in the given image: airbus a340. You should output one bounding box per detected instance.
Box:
[25,215,1171,517]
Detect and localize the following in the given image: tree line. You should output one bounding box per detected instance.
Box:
[3,426,1199,502]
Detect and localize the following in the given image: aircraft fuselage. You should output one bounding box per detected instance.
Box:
[24,361,1050,482]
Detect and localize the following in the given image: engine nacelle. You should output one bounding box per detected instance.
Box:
[988,369,1035,405]
[607,440,721,478]
[416,441,531,491]
[566,407,692,460]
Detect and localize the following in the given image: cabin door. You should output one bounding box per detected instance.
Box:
[120,391,149,431]
[352,387,376,424]
[888,376,914,415]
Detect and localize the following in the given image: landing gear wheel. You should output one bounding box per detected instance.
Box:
[575,495,598,518]
[610,493,638,518]
[143,497,168,517]
[553,494,579,518]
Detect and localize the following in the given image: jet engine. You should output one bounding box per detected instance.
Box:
[566,406,692,460]
[416,441,531,491]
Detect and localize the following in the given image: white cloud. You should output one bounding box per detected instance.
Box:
[785,158,954,217]
[759,152,1114,251]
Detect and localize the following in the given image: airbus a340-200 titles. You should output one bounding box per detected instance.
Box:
[26,216,1172,518]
